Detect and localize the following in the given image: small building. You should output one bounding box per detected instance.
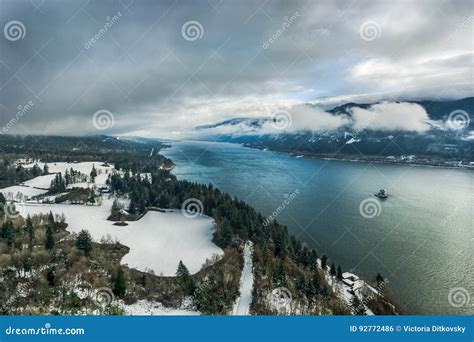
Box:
[342,272,360,288]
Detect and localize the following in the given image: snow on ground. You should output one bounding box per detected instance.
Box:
[15,199,223,276]
[1,161,115,199]
[23,161,112,175]
[232,241,254,315]
[1,185,49,200]
[22,174,56,189]
[317,259,374,315]
[139,173,152,183]
[123,300,200,316]
[23,161,113,189]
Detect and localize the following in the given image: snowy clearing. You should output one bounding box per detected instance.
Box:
[1,162,114,199]
[16,199,223,276]
[232,241,254,315]
[1,185,49,200]
[123,300,200,316]
[22,174,57,189]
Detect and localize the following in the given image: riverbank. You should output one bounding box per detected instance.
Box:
[243,143,474,170]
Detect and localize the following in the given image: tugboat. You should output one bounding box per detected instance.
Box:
[374,189,389,199]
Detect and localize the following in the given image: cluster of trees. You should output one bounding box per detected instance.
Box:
[0,158,47,188]
[0,209,129,314]
[49,168,89,193]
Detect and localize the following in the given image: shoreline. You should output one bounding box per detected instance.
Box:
[243,144,474,171]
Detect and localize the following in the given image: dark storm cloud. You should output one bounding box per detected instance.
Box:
[0,0,472,136]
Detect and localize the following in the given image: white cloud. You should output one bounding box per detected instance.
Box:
[194,101,433,136]
[350,102,430,132]
[261,106,351,133]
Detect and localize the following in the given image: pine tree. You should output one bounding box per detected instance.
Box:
[320,254,328,270]
[0,193,6,217]
[337,265,343,280]
[330,262,336,277]
[45,225,54,251]
[25,215,34,250]
[90,165,97,183]
[1,221,16,246]
[176,260,190,278]
[48,211,55,226]
[32,163,42,177]
[375,273,384,285]
[176,260,194,295]
[42,163,49,175]
[112,267,126,298]
[351,295,366,315]
[76,230,93,256]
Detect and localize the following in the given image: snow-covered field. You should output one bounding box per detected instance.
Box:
[1,161,114,200]
[123,300,199,316]
[232,241,254,315]
[16,199,223,276]
[1,185,49,200]
[22,174,56,189]
[22,161,112,176]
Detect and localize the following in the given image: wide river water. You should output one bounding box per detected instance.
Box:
[162,140,473,315]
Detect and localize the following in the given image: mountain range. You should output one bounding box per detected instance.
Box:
[193,98,474,166]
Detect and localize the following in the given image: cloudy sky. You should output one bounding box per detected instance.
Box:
[0,0,472,137]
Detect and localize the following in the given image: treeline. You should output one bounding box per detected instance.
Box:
[105,155,354,314]
[0,208,128,315]
[0,159,47,188]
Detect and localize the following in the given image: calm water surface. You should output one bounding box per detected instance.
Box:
[162,140,473,315]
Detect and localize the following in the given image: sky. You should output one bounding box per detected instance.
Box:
[0,0,472,137]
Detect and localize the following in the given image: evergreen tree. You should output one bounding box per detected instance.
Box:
[48,211,55,226]
[337,265,343,280]
[1,221,16,246]
[112,267,127,298]
[176,260,190,278]
[375,273,384,285]
[320,254,328,270]
[351,294,366,315]
[90,165,97,183]
[25,215,34,250]
[0,193,6,217]
[42,163,49,175]
[176,260,194,295]
[76,230,93,256]
[330,262,336,277]
[45,225,54,251]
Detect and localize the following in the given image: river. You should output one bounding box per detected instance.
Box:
[162,140,473,315]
